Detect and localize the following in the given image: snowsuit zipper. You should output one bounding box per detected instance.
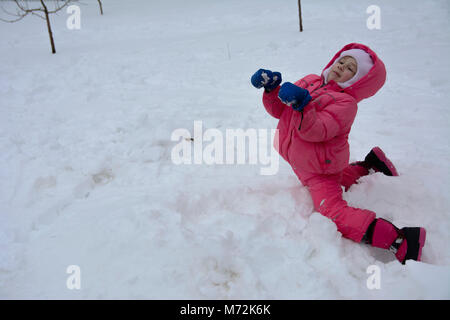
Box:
[298,82,326,131]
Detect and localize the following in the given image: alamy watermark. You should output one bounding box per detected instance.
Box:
[66,4,80,30]
[366,5,381,30]
[366,264,381,290]
[66,265,81,290]
[171,121,280,175]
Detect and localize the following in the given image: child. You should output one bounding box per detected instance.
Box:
[251,43,426,264]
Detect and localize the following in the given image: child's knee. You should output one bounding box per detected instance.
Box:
[313,195,347,218]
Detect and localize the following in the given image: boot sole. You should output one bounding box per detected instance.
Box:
[417,227,426,261]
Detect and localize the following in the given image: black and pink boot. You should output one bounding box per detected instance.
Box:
[364,218,427,264]
[364,147,399,176]
[352,146,399,176]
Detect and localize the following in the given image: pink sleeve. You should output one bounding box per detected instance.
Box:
[299,95,357,142]
[262,86,286,119]
[261,75,316,119]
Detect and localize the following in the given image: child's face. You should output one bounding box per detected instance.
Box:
[327,56,357,83]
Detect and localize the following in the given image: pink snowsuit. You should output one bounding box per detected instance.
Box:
[262,43,387,242]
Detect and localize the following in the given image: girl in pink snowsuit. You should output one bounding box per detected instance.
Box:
[251,43,426,264]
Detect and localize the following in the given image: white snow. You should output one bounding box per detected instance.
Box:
[1,0,449,299]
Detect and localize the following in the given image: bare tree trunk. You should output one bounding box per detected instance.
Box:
[298,0,303,32]
[40,0,56,53]
[97,0,103,15]
[3,0,74,54]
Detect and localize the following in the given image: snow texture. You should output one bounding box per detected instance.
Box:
[0,0,449,299]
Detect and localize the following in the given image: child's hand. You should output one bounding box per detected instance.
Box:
[278,82,312,112]
[251,69,282,92]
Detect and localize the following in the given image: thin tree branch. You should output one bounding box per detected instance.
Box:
[12,0,43,14]
[13,0,29,13]
[0,13,27,23]
[47,0,74,14]
[31,11,46,20]
[1,3,20,17]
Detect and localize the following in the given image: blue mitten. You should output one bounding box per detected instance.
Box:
[278,82,312,112]
[251,69,282,92]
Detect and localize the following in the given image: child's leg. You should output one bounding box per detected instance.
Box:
[295,169,426,264]
[301,172,376,242]
[341,147,399,191]
[341,163,370,191]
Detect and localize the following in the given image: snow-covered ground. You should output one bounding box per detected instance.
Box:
[1,0,449,299]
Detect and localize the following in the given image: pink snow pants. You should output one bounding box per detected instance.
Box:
[295,164,376,242]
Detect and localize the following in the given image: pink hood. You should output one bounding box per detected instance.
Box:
[321,43,387,103]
